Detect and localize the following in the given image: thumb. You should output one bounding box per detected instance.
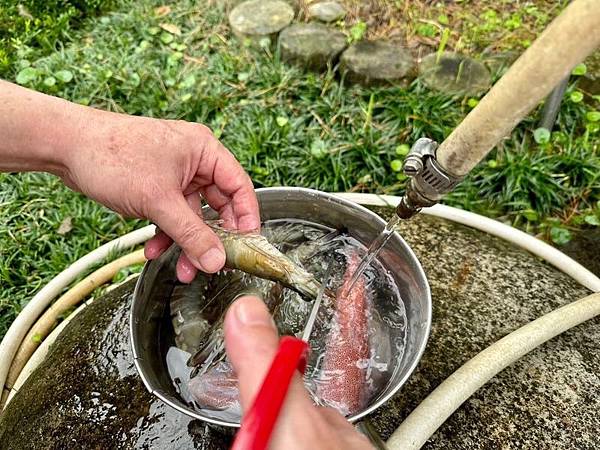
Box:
[224,295,280,410]
[225,296,324,449]
[150,192,225,273]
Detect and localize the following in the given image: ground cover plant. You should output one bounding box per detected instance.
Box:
[1,0,599,338]
[0,0,116,76]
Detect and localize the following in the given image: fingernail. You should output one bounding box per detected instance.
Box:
[197,248,225,273]
[234,298,273,328]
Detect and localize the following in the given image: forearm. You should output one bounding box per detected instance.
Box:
[0,80,96,176]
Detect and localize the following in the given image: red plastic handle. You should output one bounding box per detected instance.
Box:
[230,336,309,450]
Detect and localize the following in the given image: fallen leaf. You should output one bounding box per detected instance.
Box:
[154,5,171,17]
[159,23,181,36]
[57,217,73,235]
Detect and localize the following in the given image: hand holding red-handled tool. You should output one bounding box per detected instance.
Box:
[224,296,373,450]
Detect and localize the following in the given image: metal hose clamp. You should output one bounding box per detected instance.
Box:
[396,138,463,219]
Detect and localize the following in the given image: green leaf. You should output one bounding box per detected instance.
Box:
[521,209,538,221]
[467,98,479,108]
[16,67,39,85]
[237,72,250,82]
[550,227,572,245]
[349,21,367,42]
[436,28,450,62]
[533,127,550,144]
[55,70,73,83]
[310,139,327,158]
[395,144,410,156]
[148,26,160,35]
[160,32,174,44]
[586,122,600,133]
[358,174,372,184]
[584,215,600,226]
[178,74,196,89]
[180,93,192,102]
[43,76,56,87]
[390,159,403,172]
[276,116,289,127]
[586,111,600,122]
[127,72,141,87]
[571,63,587,76]
[416,23,436,37]
[570,91,583,103]
[437,14,449,25]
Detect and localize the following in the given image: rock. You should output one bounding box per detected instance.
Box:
[228,0,294,43]
[579,51,600,99]
[340,40,415,85]
[419,52,492,96]
[278,23,347,71]
[281,0,300,14]
[308,1,346,23]
[1,206,599,449]
[482,50,519,76]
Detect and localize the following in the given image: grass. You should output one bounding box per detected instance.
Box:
[1,0,599,339]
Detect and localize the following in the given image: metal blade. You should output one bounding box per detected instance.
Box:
[301,259,335,342]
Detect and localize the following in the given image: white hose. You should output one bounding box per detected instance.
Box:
[0,225,156,399]
[334,193,600,292]
[386,292,600,450]
[5,300,92,406]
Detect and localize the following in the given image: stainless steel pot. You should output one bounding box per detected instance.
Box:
[130,187,431,428]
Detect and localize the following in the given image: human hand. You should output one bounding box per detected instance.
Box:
[60,109,259,282]
[224,295,373,450]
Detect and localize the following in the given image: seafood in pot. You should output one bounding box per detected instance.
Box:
[164,220,403,420]
[315,252,370,415]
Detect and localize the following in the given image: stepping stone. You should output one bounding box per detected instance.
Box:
[229,0,294,43]
[419,52,492,96]
[340,40,415,86]
[308,1,347,23]
[482,50,519,76]
[278,23,347,71]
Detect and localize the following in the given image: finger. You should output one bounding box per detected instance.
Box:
[144,230,173,260]
[176,252,198,284]
[200,185,237,229]
[200,143,260,232]
[224,295,280,410]
[150,192,225,273]
[318,407,355,430]
[184,192,202,214]
[224,296,314,421]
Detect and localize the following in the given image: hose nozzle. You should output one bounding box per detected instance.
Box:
[395,138,463,220]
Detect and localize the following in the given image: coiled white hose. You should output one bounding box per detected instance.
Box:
[0,225,156,403]
[386,292,600,449]
[1,193,599,449]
